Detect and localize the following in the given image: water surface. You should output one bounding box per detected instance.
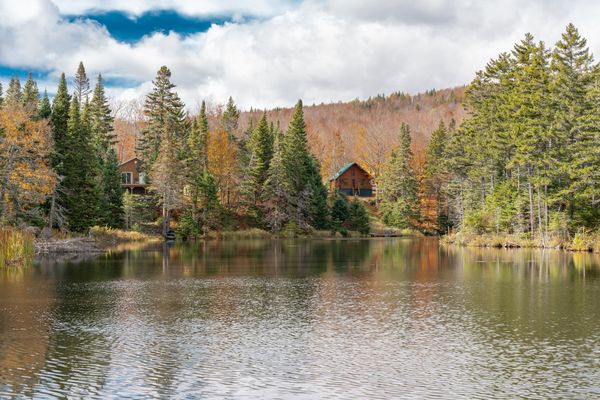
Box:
[1,238,599,399]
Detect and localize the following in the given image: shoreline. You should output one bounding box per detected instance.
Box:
[441,232,600,253]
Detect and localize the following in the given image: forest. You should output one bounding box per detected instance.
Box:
[0,23,597,249]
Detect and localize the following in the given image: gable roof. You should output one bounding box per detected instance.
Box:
[329,162,371,181]
[119,157,139,167]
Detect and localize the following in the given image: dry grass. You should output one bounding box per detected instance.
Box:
[443,231,600,253]
[0,228,34,267]
[89,226,161,247]
[219,228,273,240]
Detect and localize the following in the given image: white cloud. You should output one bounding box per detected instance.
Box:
[50,0,297,18]
[1,0,600,109]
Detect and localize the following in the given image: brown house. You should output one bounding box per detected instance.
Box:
[329,162,374,197]
[119,158,148,194]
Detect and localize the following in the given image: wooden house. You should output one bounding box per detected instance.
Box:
[119,158,148,194]
[329,162,374,197]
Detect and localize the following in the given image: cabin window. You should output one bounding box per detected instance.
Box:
[122,172,132,185]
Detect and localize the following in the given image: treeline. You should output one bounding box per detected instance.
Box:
[420,24,599,241]
[0,64,122,231]
[138,66,369,237]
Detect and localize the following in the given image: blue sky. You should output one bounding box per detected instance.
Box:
[1,0,600,109]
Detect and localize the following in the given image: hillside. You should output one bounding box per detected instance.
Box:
[114,86,467,178]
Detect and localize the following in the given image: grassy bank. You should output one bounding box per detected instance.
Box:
[89,226,162,247]
[0,228,34,267]
[442,230,600,253]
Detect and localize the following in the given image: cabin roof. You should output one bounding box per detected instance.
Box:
[329,162,370,181]
[119,157,139,167]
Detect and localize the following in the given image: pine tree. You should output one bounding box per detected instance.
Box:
[550,24,595,218]
[424,120,448,231]
[573,66,600,211]
[331,193,350,229]
[62,97,100,232]
[138,66,187,174]
[5,77,22,106]
[38,90,51,119]
[89,74,116,149]
[51,73,71,171]
[98,148,124,227]
[263,129,288,232]
[278,100,329,230]
[74,61,91,106]
[21,73,39,114]
[0,83,3,107]
[243,112,273,206]
[222,96,240,137]
[186,101,211,221]
[348,198,370,235]
[378,123,419,228]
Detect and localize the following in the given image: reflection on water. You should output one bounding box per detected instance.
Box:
[1,238,599,399]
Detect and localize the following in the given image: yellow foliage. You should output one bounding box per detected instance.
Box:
[207,126,238,204]
[0,105,56,223]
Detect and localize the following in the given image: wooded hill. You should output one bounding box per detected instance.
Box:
[115,86,466,179]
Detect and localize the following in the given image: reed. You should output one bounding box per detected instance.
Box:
[0,228,34,267]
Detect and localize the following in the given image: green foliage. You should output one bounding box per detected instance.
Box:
[378,122,419,229]
[347,198,370,235]
[138,66,187,174]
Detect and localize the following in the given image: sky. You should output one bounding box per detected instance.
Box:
[1,0,600,110]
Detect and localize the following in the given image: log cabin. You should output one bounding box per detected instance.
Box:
[329,162,374,197]
[119,157,148,194]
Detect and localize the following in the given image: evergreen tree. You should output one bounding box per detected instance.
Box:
[21,73,39,114]
[89,74,116,149]
[330,192,349,232]
[138,66,187,174]
[243,112,274,206]
[74,61,91,106]
[281,100,328,230]
[62,97,100,232]
[5,77,22,106]
[98,148,124,228]
[0,83,3,107]
[186,101,211,222]
[348,198,371,235]
[51,73,71,170]
[38,90,51,119]
[222,96,240,137]
[424,120,448,232]
[378,123,419,228]
[263,129,288,232]
[550,24,595,216]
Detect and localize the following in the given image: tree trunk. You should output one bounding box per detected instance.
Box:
[527,168,535,236]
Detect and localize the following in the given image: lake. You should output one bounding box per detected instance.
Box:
[1,238,599,399]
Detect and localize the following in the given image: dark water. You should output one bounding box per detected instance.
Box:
[1,238,599,399]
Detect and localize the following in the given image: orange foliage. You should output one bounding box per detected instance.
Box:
[0,106,56,222]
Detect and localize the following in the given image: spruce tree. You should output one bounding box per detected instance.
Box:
[74,61,91,106]
[424,120,448,231]
[51,73,71,170]
[38,90,51,119]
[62,97,100,232]
[263,129,288,232]
[186,101,210,221]
[222,96,240,137]
[89,74,116,149]
[21,73,39,114]
[99,148,124,227]
[138,66,187,174]
[5,77,22,106]
[243,112,273,206]
[378,123,419,228]
[348,198,370,235]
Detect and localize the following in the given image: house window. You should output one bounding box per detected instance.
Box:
[122,172,132,184]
